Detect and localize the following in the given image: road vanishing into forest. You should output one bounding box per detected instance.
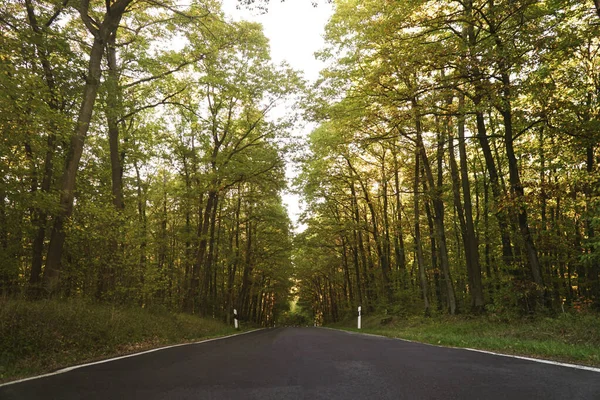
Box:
[2,327,599,399]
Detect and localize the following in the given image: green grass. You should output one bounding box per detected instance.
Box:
[329,313,600,367]
[0,299,239,383]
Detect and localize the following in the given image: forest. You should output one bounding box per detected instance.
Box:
[296,0,600,323]
[1,0,301,326]
[0,0,599,331]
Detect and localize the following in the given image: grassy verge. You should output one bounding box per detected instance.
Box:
[0,299,240,383]
[328,313,600,367]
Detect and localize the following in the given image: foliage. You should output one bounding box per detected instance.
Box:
[0,0,300,327]
[294,0,600,323]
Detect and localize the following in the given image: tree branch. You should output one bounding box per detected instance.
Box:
[45,0,70,27]
[122,55,204,89]
[117,86,187,123]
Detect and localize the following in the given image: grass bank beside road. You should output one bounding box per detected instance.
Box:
[329,313,600,368]
[0,299,238,383]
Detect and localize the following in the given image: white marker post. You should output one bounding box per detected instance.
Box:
[358,306,362,330]
[233,309,239,330]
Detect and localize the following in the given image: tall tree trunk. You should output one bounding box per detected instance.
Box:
[380,150,393,298]
[134,161,147,305]
[226,186,242,324]
[457,95,485,311]
[346,157,392,303]
[585,145,599,305]
[414,149,430,315]
[392,150,407,288]
[498,71,544,294]
[43,36,105,293]
[106,34,125,211]
[423,188,442,311]
[190,190,215,313]
[203,191,220,314]
[43,0,132,293]
[349,181,366,308]
[239,204,253,319]
[464,0,514,266]
[350,228,364,308]
[24,0,60,292]
[341,237,354,306]
[413,98,457,314]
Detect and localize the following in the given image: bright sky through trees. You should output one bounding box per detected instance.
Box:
[221,0,334,229]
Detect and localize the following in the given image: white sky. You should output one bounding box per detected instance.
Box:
[221,0,334,231]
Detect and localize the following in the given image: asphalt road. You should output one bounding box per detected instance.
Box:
[1,327,599,399]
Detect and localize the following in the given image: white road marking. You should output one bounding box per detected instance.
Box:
[324,327,600,373]
[0,329,263,387]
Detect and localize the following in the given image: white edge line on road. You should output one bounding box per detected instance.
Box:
[0,329,264,388]
[322,327,600,373]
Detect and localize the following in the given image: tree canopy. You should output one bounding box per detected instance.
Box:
[294,0,600,321]
[1,0,599,327]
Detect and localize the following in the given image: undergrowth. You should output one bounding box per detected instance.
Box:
[0,299,237,383]
[329,312,600,367]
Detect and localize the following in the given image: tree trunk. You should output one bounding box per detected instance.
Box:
[392,150,407,288]
[499,71,544,294]
[414,148,430,315]
[203,191,220,314]
[43,0,131,294]
[43,36,105,293]
[349,181,366,308]
[413,98,456,314]
[464,0,514,267]
[24,0,59,292]
[380,150,393,299]
[190,190,215,313]
[457,95,485,311]
[106,34,125,211]
[346,157,392,303]
[341,237,354,306]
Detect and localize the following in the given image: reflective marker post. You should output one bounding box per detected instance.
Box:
[358,306,362,330]
[234,309,239,330]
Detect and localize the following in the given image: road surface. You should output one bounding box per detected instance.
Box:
[1,327,599,399]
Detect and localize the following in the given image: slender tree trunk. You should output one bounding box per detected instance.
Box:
[413,98,456,314]
[464,0,514,267]
[498,71,544,295]
[457,95,485,311]
[350,227,363,307]
[350,179,369,308]
[392,150,407,288]
[226,186,242,324]
[133,161,147,305]
[190,190,215,313]
[585,145,599,305]
[203,191,220,314]
[414,149,430,315]
[423,189,442,311]
[239,205,253,319]
[341,237,354,306]
[24,0,60,292]
[380,150,393,299]
[106,34,125,211]
[346,157,392,303]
